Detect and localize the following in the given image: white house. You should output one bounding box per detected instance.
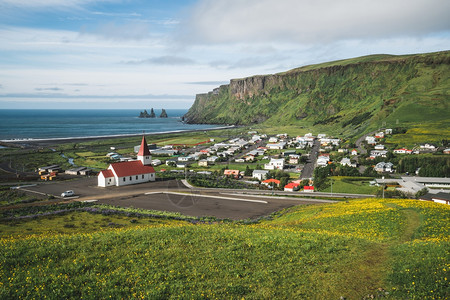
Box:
[340,157,356,167]
[252,170,269,180]
[98,136,156,187]
[317,155,330,167]
[375,132,385,138]
[264,158,285,170]
[178,156,195,162]
[420,144,436,151]
[266,142,286,150]
[374,162,393,173]
[370,150,388,158]
[393,148,412,154]
[374,144,385,150]
[365,136,377,145]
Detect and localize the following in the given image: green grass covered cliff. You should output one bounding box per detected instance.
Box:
[184,51,450,137]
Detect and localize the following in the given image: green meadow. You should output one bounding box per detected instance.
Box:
[1,198,448,299]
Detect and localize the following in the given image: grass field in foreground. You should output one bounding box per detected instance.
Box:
[0,199,448,299]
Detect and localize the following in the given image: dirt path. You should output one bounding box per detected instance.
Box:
[335,204,421,299]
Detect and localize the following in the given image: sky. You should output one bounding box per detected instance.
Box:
[0,0,449,109]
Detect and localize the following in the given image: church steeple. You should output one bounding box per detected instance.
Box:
[137,136,152,165]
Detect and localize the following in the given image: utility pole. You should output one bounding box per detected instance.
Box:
[331,177,333,197]
[382,176,385,199]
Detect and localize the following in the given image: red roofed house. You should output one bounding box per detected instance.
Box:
[262,178,281,187]
[284,182,300,192]
[393,148,413,154]
[224,169,240,178]
[303,186,315,192]
[98,136,156,187]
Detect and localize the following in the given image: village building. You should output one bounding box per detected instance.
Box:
[224,169,240,178]
[393,148,413,154]
[264,158,285,170]
[375,177,450,195]
[374,162,394,173]
[289,154,300,164]
[365,136,377,145]
[266,142,287,150]
[206,156,219,162]
[65,167,92,176]
[98,136,156,187]
[262,178,281,187]
[303,186,314,192]
[340,157,356,167]
[420,192,450,205]
[198,160,209,167]
[370,150,388,159]
[252,170,269,180]
[317,154,330,167]
[284,182,300,192]
[375,132,385,139]
[176,161,192,168]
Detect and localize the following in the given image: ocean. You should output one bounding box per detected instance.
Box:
[0,109,220,140]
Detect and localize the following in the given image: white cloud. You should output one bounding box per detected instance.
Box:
[180,0,450,45]
[122,55,196,65]
[80,22,155,41]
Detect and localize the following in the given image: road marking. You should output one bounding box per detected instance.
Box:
[145,191,268,204]
[11,184,37,189]
[220,193,338,203]
[19,188,51,196]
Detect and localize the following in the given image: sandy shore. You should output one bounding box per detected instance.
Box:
[0,125,236,148]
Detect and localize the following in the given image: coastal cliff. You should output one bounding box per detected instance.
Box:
[183,51,450,134]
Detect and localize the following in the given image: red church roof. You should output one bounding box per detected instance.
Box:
[110,160,155,177]
[137,136,151,156]
[99,169,114,178]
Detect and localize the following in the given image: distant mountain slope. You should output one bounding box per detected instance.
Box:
[184,51,449,137]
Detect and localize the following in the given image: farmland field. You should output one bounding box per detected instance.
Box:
[1,198,448,299]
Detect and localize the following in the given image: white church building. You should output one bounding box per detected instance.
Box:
[98,136,156,187]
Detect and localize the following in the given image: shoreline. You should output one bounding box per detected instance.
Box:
[0,125,237,147]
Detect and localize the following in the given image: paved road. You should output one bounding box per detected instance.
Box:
[355,130,377,155]
[300,139,320,179]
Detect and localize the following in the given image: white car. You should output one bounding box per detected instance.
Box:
[61,190,75,197]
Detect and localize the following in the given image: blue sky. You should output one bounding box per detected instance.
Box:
[0,0,449,109]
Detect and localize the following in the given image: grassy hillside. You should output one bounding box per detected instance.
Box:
[185,51,450,139]
[1,199,448,299]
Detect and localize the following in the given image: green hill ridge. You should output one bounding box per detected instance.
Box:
[184,51,450,137]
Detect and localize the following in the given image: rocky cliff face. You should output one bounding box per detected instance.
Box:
[183,51,450,133]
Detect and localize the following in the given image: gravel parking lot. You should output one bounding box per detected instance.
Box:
[18,178,330,220]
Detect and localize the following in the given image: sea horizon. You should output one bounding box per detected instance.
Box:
[0,109,221,141]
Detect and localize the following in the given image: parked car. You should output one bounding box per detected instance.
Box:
[61,190,75,197]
